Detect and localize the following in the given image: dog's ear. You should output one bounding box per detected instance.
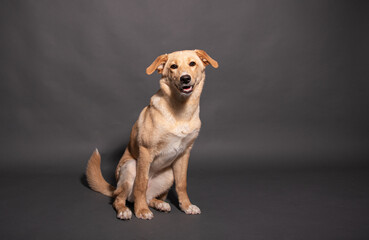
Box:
[195,49,219,68]
[146,54,168,75]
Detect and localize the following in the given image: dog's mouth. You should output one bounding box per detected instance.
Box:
[180,85,193,94]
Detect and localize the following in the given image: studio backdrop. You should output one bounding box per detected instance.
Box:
[0,0,368,171]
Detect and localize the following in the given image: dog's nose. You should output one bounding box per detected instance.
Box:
[180,75,191,84]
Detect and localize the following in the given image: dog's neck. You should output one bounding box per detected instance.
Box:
[153,77,205,121]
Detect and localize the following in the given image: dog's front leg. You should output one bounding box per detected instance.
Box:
[133,146,154,220]
[173,149,201,215]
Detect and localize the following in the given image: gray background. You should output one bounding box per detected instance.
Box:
[1,0,368,169]
[0,1,368,239]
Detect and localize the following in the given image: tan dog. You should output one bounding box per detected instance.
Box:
[86,49,218,220]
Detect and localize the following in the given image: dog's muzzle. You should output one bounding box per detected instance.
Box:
[179,75,193,94]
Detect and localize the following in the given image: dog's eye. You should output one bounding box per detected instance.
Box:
[170,64,178,69]
[189,61,196,67]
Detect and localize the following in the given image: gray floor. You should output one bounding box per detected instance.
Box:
[1,159,369,240]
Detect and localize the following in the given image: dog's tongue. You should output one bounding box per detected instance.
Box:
[183,86,192,92]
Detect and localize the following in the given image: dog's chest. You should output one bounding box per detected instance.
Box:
[150,125,199,173]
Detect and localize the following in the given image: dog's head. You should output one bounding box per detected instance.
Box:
[146,50,218,96]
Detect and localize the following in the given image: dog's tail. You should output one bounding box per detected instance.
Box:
[86,149,115,197]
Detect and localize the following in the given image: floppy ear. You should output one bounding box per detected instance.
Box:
[195,49,219,68]
[146,54,168,75]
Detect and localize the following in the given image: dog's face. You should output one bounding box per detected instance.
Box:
[146,50,218,96]
[165,51,204,96]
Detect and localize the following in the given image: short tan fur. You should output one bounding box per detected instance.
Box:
[86,49,218,220]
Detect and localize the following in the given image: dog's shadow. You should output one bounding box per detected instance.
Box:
[80,144,181,211]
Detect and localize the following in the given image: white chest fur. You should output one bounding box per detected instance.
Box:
[150,125,199,174]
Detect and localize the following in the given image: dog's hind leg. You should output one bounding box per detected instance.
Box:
[113,159,136,220]
[149,193,171,212]
[147,168,174,212]
[157,190,169,200]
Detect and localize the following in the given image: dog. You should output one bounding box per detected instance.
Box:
[86,49,218,220]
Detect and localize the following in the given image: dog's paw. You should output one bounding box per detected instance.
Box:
[135,208,154,220]
[182,204,201,215]
[155,202,171,212]
[116,208,132,220]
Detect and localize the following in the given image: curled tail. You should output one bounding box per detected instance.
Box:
[86,149,115,197]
